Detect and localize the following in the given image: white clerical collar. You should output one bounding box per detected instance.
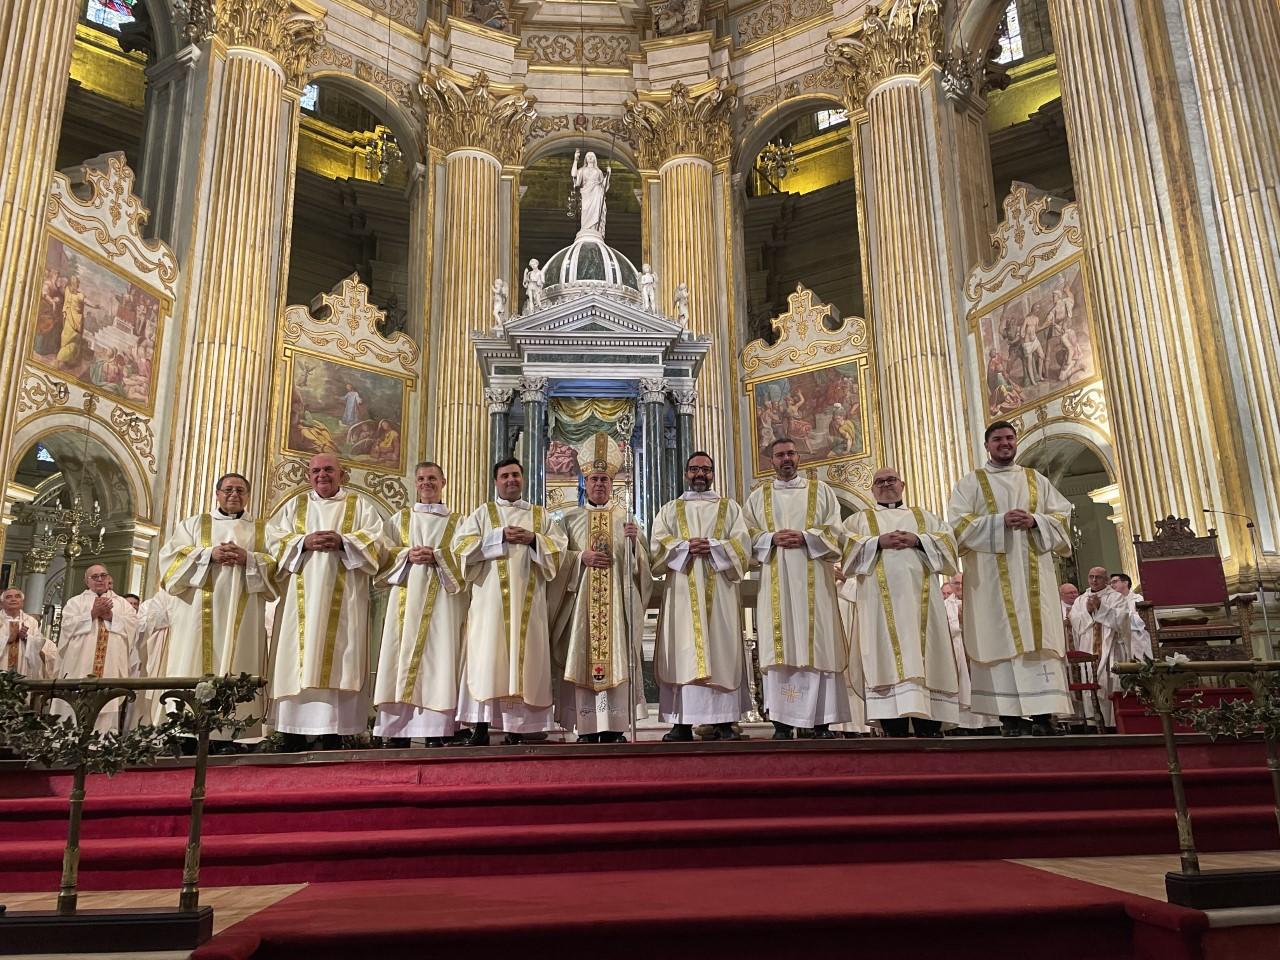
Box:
[414,502,449,515]
[681,490,719,501]
[984,461,1018,472]
[773,477,806,489]
[309,488,345,501]
[2,612,21,621]
[495,496,531,509]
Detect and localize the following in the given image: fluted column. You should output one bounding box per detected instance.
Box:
[827,1,969,514]
[518,376,548,506]
[671,386,696,492]
[1045,0,1253,571]
[1175,0,1280,561]
[0,1,80,553]
[636,377,667,530]
[419,70,536,510]
[167,0,325,522]
[624,80,736,488]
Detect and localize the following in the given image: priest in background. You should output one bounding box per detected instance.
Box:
[948,421,1073,737]
[157,472,276,747]
[943,573,995,733]
[843,467,959,737]
[0,588,57,678]
[651,452,752,742]
[373,462,466,748]
[1109,573,1153,662]
[52,564,136,732]
[556,435,650,743]
[267,453,385,751]
[452,458,566,746]
[1068,566,1126,727]
[746,438,849,739]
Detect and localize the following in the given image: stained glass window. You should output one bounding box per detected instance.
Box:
[995,1,1024,64]
[300,84,320,113]
[815,108,849,131]
[85,0,136,32]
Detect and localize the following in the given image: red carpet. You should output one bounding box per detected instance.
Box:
[190,861,1208,960]
[0,737,1274,891]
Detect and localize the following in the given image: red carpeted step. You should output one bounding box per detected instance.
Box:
[0,805,1274,891]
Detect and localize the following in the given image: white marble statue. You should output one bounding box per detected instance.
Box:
[492,278,508,331]
[674,281,690,329]
[571,149,610,238]
[523,259,546,314]
[640,263,657,312]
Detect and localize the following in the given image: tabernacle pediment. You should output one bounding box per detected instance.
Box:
[498,291,688,341]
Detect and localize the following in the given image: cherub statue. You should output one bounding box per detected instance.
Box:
[491,277,509,332]
[522,258,546,314]
[639,263,657,312]
[673,281,690,329]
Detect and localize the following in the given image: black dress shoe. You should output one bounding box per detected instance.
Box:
[424,738,446,748]
[662,723,694,742]
[576,733,601,743]
[278,733,310,752]
[1029,715,1062,737]
[385,737,411,749]
[771,721,795,740]
[810,724,838,740]
[454,723,490,746]
[712,722,744,741]
[602,732,627,743]
[319,734,344,750]
[1000,717,1024,738]
[502,733,526,745]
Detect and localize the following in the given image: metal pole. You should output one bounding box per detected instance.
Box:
[56,764,87,915]
[178,724,211,912]
[1157,703,1200,875]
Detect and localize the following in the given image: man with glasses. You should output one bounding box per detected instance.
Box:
[51,564,136,732]
[0,588,57,679]
[842,467,961,737]
[745,438,850,739]
[651,452,753,742]
[156,472,277,748]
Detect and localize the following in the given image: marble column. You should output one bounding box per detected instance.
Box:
[637,378,667,531]
[22,556,51,614]
[518,377,548,506]
[1172,0,1280,562]
[827,1,970,516]
[1045,0,1255,574]
[137,45,202,244]
[485,386,514,471]
[662,424,679,509]
[0,1,81,554]
[624,80,736,487]
[671,387,697,492]
[166,1,325,522]
[419,70,536,510]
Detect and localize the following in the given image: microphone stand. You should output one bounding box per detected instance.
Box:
[1204,508,1273,658]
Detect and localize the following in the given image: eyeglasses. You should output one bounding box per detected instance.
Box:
[87,573,109,580]
[687,466,713,474]
[872,478,902,487]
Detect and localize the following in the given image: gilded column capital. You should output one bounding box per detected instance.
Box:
[417,69,537,166]
[175,0,326,88]
[622,78,737,169]
[825,0,942,110]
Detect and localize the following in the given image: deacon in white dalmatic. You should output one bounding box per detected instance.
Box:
[0,588,57,678]
[373,461,466,747]
[556,435,650,743]
[266,453,386,749]
[1068,566,1150,727]
[745,438,850,739]
[948,420,1074,737]
[452,457,567,746]
[52,564,136,732]
[651,452,753,742]
[944,573,997,731]
[842,467,960,737]
[155,472,276,738]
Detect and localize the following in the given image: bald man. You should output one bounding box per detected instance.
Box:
[51,565,136,732]
[266,453,386,750]
[0,588,57,678]
[1067,566,1129,728]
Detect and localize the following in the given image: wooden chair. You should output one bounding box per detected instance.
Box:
[1132,516,1254,660]
[1066,644,1106,735]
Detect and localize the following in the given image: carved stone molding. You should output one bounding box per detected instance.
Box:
[18,373,71,416]
[108,404,158,472]
[280,273,420,374]
[742,64,841,121]
[741,283,867,374]
[670,388,697,415]
[1060,386,1108,427]
[518,375,549,404]
[825,0,941,111]
[363,471,409,510]
[308,41,353,70]
[355,59,414,109]
[639,377,668,405]
[358,0,418,29]
[734,0,831,46]
[268,456,308,498]
[622,79,737,168]
[417,69,537,166]
[525,33,633,68]
[484,386,514,413]
[527,114,571,143]
[179,0,325,88]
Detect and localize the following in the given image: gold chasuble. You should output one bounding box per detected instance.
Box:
[373,505,466,713]
[650,494,752,690]
[947,464,1074,717]
[157,512,277,729]
[560,503,652,694]
[453,499,567,706]
[841,505,961,722]
[744,478,846,673]
[266,490,385,700]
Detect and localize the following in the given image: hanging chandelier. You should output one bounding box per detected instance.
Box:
[365,126,402,182]
[758,138,798,184]
[13,493,106,566]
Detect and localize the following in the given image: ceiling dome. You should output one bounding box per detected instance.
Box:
[543,233,641,295]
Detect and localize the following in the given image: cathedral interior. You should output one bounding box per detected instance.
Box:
[0,0,1275,652]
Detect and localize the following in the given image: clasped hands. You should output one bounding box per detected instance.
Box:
[303,530,345,552]
[1086,593,1102,613]
[773,529,807,550]
[581,523,639,570]
[90,595,114,620]
[502,525,536,546]
[877,530,920,550]
[1003,509,1037,531]
[409,545,437,566]
[211,541,248,566]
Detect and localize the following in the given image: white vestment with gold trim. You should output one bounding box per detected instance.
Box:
[52,590,136,733]
[556,503,651,734]
[453,498,566,733]
[842,505,960,723]
[948,464,1073,717]
[373,504,466,738]
[651,493,752,724]
[0,612,57,678]
[155,513,275,734]
[266,489,385,735]
[746,479,850,727]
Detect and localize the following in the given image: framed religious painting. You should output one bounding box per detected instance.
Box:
[28,234,171,415]
[969,255,1099,421]
[282,348,411,473]
[745,355,870,477]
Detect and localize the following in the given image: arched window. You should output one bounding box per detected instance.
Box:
[994,1,1023,65]
[84,0,136,32]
